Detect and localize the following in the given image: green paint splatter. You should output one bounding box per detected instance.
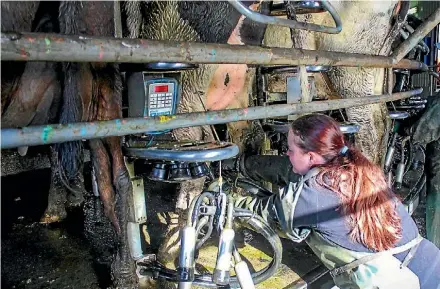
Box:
[42,126,53,144]
[44,37,51,54]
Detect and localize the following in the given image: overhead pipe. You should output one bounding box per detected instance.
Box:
[0,89,422,149]
[392,8,440,62]
[0,32,427,71]
[228,0,342,34]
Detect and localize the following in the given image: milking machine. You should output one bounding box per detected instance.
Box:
[383,16,432,214]
[384,65,427,215]
[118,62,241,263]
[137,166,283,288]
[383,105,427,216]
[383,111,426,215]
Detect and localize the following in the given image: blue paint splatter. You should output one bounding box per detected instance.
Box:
[116,119,122,130]
[41,126,53,144]
[210,49,217,62]
[81,127,87,136]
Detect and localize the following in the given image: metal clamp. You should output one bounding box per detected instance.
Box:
[229,0,342,34]
[123,141,239,162]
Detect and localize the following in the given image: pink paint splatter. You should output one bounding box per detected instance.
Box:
[99,46,104,60]
[20,48,27,58]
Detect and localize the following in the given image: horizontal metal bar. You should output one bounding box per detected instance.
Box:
[393,8,440,62]
[229,0,342,34]
[0,32,427,70]
[0,89,422,149]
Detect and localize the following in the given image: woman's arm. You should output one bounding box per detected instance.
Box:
[235,154,301,186]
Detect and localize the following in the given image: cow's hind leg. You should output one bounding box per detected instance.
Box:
[100,66,137,287]
[41,147,68,224]
[89,139,120,234]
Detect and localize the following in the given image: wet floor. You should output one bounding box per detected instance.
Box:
[1,166,428,289]
[1,168,104,289]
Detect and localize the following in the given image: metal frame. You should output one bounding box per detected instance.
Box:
[0,32,427,70]
[3,6,439,70]
[1,8,438,149]
[0,89,423,149]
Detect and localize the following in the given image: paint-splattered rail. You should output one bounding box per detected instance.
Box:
[0,32,427,71]
[1,89,422,149]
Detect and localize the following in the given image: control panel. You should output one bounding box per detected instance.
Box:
[144,78,178,117]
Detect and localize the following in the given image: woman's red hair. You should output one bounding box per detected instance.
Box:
[291,114,402,251]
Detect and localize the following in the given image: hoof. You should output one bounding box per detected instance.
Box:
[66,192,85,208]
[66,175,86,207]
[40,211,66,224]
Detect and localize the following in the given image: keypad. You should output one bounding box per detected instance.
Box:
[146,81,176,117]
[150,92,173,109]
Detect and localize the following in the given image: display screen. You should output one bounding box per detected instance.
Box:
[154,85,169,93]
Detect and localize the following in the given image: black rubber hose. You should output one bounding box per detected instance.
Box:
[196,215,214,250]
[191,192,215,226]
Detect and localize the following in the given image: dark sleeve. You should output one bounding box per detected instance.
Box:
[241,155,301,187]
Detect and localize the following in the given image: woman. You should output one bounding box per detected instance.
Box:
[225,114,440,289]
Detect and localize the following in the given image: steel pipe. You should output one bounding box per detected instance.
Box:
[229,0,342,34]
[124,142,239,162]
[393,8,440,62]
[0,89,422,149]
[389,111,410,120]
[0,32,427,70]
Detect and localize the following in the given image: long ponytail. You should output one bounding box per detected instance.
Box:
[291,114,402,251]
